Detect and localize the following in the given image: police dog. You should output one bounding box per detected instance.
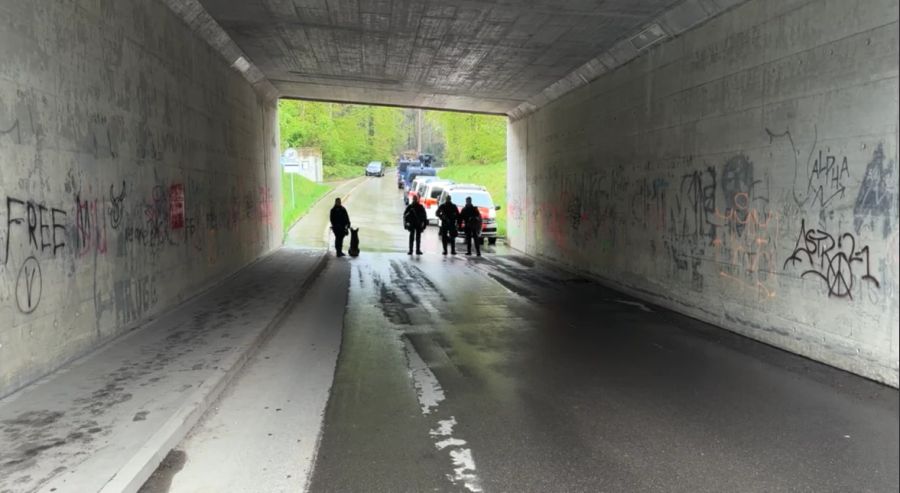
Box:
[348,228,360,257]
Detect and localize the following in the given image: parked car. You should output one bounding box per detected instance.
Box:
[437,184,501,245]
[406,175,438,205]
[366,161,384,177]
[403,165,436,191]
[421,180,455,224]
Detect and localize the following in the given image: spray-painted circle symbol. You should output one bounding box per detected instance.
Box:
[826,253,853,298]
[16,256,42,314]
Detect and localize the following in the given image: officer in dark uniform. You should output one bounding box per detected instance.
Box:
[459,197,482,256]
[436,195,459,255]
[403,195,428,255]
[329,198,351,257]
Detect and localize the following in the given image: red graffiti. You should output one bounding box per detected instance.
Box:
[169,183,185,230]
[258,186,272,224]
[74,194,107,257]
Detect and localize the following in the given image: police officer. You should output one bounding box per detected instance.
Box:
[329,198,350,257]
[459,197,482,256]
[403,195,427,255]
[436,195,459,255]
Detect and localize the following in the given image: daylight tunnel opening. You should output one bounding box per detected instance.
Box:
[276,99,509,252]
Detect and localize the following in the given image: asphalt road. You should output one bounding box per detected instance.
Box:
[310,173,899,493]
[147,172,899,492]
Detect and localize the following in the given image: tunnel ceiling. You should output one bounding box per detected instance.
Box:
[196,0,695,114]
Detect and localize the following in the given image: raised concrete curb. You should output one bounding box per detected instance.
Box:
[102,252,329,493]
[0,249,328,493]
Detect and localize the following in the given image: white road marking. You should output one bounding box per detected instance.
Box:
[449,448,482,492]
[430,417,457,437]
[404,340,483,492]
[405,339,445,415]
[436,438,468,450]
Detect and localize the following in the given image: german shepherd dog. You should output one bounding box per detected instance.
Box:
[348,228,360,257]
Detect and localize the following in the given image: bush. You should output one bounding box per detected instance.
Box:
[425,112,506,166]
[324,163,364,180]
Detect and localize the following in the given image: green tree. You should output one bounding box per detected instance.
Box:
[425,111,506,166]
[278,100,407,178]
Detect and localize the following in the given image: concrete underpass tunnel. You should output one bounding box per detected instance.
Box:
[0,0,898,490]
[231,0,897,388]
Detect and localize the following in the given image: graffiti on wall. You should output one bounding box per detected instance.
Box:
[3,198,68,261]
[0,90,36,146]
[630,176,668,233]
[659,165,713,291]
[169,183,185,230]
[767,126,852,213]
[15,256,42,314]
[854,143,895,237]
[258,186,273,225]
[669,166,717,241]
[108,182,127,230]
[74,192,108,257]
[2,173,272,317]
[709,156,780,299]
[1,117,22,144]
[114,275,158,326]
[523,123,896,304]
[2,197,67,313]
[783,219,880,299]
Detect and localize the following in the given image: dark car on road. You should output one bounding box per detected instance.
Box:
[366,161,384,177]
[403,165,437,192]
[397,158,416,188]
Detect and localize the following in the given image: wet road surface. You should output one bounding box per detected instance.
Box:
[308,173,899,492]
[145,172,898,492]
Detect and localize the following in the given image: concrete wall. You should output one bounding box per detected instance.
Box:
[508,0,899,386]
[0,0,282,397]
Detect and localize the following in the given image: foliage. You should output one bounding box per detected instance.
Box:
[438,161,507,237]
[425,111,506,166]
[281,171,332,232]
[324,163,363,180]
[278,100,406,178]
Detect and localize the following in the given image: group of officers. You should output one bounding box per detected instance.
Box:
[329,195,484,257]
[403,195,483,256]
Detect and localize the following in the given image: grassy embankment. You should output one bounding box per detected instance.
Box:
[281,171,333,232]
[437,160,507,237]
[324,164,363,180]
